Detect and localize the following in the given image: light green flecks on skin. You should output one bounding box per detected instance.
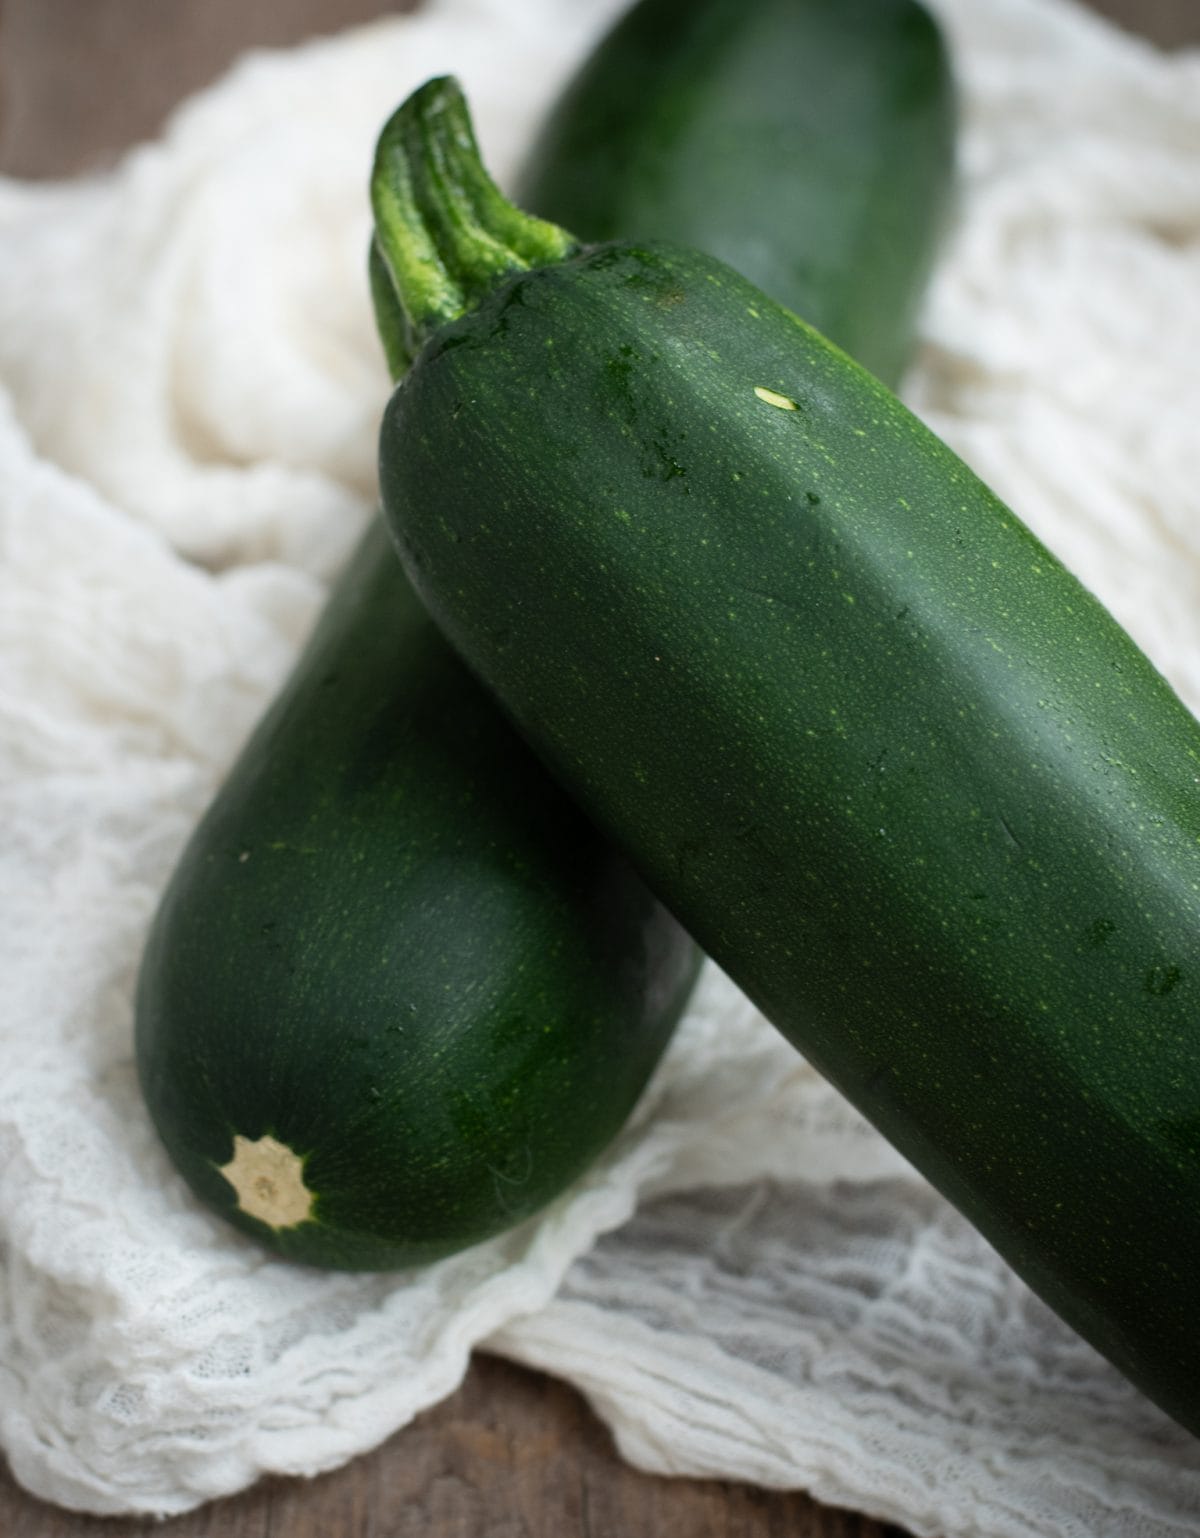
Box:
[754,386,799,411]
[219,1133,315,1229]
[372,143,1200,1428]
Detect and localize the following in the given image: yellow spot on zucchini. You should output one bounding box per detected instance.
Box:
[754,386,798,411]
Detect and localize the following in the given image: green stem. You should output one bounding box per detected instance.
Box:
[370,76,579,364]
[368,238,412,380]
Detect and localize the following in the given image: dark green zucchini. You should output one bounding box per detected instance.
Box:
[137,0,954,1270]
[517,0,955,384]
[136,523,696,1268]
[373,80,1200,1431]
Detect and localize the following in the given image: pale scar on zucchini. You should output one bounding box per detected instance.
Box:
[218,1133,315,1228]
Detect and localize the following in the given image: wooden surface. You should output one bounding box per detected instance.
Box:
[0,1,1194,1535]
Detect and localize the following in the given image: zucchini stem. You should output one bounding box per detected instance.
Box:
[370,77,578,366]
[368,238,411,379]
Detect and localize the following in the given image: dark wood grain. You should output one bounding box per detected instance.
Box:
[0,0,1193,1534]
[0,0,415,177]
[1085,0,1199,47]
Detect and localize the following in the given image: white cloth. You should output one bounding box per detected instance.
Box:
[1,0,1198,1528]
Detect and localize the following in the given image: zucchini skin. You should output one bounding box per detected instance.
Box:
[136,520,697,1268]
[379,243,1200,1432]
[517,0,955,384]
[137,0,955,1270]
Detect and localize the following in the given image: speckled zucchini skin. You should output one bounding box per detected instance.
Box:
[136,521,698,1268]
[137,0,956,1270]
[380,243,1200,1432]
[517,0,955,384]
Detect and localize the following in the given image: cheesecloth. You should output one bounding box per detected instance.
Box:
[1,0,1198,1527]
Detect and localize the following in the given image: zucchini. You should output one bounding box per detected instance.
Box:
[517,0,954,384]
[136,524,696,1268]
[137,0,954,1267]
[373,80,1200,1431]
